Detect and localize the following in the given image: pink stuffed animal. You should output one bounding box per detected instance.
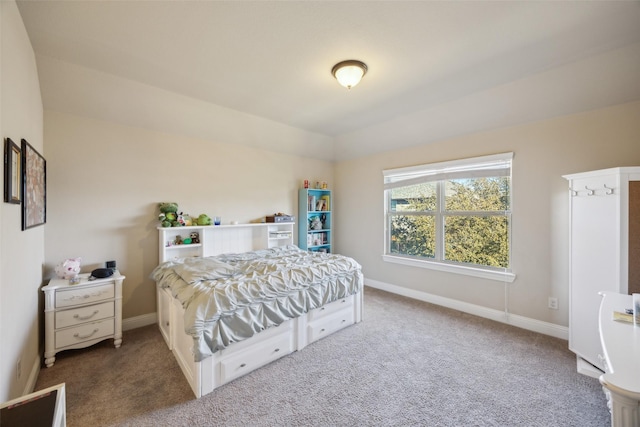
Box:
[55,257,82,280]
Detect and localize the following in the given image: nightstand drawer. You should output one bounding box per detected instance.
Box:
[56,318,115,348]
[55,283,114,308]
[55,301,114,329]
[308,294,355,322]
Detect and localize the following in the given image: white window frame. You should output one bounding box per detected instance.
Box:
[383,153,516,283]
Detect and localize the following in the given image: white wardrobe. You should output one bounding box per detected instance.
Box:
[564,167,640,375]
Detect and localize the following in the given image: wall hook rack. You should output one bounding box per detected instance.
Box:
[604,184,615,195]
[585,186,595,196]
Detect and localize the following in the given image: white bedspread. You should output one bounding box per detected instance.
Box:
[151,245,363,361]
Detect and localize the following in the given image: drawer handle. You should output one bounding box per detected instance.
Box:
[74,310,99,321]
[320,307,326,311]
[342,319,346,323]
[74,328,99,340]
[274,348,280,352]
[320,328,325,333]
[341,299,346,303]
[240,363,247,368]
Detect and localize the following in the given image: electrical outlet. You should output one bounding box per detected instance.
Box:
[548,297,558,310]
[16,358,22,380]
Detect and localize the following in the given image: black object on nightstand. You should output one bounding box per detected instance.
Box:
[106,260,116,273]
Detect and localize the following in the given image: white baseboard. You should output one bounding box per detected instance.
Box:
[365,278,568,340]
[23,355,40,395]
[123,312,157,331]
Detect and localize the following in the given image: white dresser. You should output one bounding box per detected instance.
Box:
[42,271,125,367]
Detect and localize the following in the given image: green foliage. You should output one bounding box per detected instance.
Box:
[388,177,510,268]
[390,215,435,258]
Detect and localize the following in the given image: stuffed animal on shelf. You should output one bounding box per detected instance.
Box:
[190,231,200,244]
[309,216,323,230]
[177,212,193,226]
[195,214,212,226]
[158,202,179,227]
[174,235,183,245]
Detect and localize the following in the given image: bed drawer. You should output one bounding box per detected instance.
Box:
[55,301,114,329]
[308,294,355,322]
[55,283,115,308]
[307,310,354,344]
[56,318,115,348]
[219,329,294,385]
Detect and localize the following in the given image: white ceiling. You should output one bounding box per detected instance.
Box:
[15,1,640,160]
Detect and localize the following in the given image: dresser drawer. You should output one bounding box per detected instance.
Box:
[56,318,115,348]
[55,301,114,329]
[307,310,354,344]
[55,283,114,308]
[308,294,355,322]
[219,329,294,385]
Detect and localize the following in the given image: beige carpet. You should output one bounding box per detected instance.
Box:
[35,287,610,426]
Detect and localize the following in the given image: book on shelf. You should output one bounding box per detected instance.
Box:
[308,195,316,211]
[321,195,330,211]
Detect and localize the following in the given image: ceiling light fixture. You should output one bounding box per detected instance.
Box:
[331,60,368,89]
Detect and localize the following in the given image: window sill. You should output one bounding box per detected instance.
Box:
[382,255,516,283]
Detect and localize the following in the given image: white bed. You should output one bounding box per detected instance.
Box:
[154,224,363,398]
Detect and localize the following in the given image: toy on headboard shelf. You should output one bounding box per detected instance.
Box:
[158,202,179,227]
[177,212,193,226]
[195,214,212,226]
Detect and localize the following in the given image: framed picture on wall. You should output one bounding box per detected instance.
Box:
[4,138,21,204]
[21,139,46,230]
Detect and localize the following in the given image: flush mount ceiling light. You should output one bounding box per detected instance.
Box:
[331,60,368,89]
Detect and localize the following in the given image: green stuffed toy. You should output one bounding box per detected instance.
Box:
[195,214,212,226]
[158,202,179,227]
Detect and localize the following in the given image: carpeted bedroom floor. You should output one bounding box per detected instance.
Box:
[35,287,610,426]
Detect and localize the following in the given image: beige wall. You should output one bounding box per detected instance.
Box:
[334,101,640,326]
[0,0,44,401]
[44,110,333,320]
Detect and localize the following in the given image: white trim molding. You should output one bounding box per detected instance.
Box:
[123,312,157,331]
[365,278,568,340]
[382,255,516,283]
[23,355,41,396]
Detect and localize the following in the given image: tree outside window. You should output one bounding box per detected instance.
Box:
[384,153,512,274]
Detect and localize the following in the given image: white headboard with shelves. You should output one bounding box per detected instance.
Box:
[158,223,294,263]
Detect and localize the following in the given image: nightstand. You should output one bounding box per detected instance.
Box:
[42,271,125,367]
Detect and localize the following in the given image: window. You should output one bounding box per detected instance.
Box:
[383,153,515,282]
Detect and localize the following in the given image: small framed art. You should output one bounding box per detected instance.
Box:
[21,139,46,230]
[4,138,21,204]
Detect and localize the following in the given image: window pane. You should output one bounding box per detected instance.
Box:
[390,182,437,212]
[444,215,509,268]
[390,215,435,258]
[445,177,510,211]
